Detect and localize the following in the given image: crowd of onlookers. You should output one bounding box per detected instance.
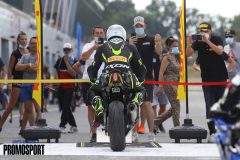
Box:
[0,15,239,143]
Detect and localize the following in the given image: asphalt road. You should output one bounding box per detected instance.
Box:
[0,89,221,160]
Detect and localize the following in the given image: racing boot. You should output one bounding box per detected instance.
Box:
[92,96,104,127]
[128,92,143,110]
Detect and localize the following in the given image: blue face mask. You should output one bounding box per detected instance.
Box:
[171,47,180,54]
[225,37,234,45]
[19,44,28,49]
[135,28,145,36]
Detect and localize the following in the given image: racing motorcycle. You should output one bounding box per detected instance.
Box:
[98,69,142,151]
[210,74,240,160]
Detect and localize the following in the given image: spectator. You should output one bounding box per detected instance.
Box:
[15,36,38,132]
[224,29,240,79]
[186,22,235,142]
[154,36,180,130]
[152,50,169,133]
[73,26,105,143]
[0,58,6,83]
[129,16,162,141]
[0,31,28,132]
[54,43,78,133]
[0,58,7,111]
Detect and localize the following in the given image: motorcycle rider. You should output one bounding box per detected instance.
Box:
[87,24,147,135]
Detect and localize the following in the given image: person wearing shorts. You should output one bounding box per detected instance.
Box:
[129,16,162,141]
[0,31,28,132]
[16,36,38,133]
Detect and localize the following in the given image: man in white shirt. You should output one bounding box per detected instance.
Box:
[74,26,105,143]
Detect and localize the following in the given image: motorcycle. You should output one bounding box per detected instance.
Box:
[98,69,142,151]
[214,118,240,160]
[211,74,240,160]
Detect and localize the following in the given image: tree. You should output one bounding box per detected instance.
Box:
[144,0,179,37]
[231,14,240,38]
[75,0,233,43]
[101,0,136,35]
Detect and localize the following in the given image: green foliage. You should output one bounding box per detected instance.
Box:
[231,15,240,40]
[101,0,136,35]
[77,0,238,42]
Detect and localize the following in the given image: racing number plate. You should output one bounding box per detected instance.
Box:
[112,87,120,93]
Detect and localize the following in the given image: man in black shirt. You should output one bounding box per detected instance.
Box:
[129,16,162,140]
[186,22,235,142]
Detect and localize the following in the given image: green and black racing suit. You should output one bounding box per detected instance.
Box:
[87,41,147,124]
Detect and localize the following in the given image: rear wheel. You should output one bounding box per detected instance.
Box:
[109,101,126,151]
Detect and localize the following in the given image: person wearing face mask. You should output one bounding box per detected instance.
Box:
[15,36,38,133]
[186,22,235,143]
[0,31,29,133]
[154,36,180,130]
[224,29,240,80]
[73,26,105,143]
[152,49,169,133]
[129,16,162,138]
[54,43,79,133]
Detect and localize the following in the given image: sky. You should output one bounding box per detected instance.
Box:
[131,0,240,18]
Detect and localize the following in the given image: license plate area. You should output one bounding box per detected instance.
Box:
[112,87,120,93]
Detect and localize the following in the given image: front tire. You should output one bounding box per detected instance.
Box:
[109,101,126,151]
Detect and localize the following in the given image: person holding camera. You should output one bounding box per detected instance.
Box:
[73,26,105,143]
[186,22,235,142]
[129,16,162,141]
[54,43,79,133]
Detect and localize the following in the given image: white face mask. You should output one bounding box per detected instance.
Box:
[204,33,210,39]
[19,44,28,49]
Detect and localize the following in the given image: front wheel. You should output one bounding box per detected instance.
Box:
[108,101,126,151]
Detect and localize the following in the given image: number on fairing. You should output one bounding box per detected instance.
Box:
[112,87,120,93]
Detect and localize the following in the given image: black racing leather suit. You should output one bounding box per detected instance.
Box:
[87,40,147,101]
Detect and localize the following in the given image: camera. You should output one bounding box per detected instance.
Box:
[131,33,136,37]
[95,37,104,44]
[192,34,202,41]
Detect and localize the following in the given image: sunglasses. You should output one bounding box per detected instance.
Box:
[199,30,208,33]
[225,35,234,38]
[63,48,71,51]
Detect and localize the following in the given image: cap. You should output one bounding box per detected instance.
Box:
[134,16,145,26]
[225,29,236,37]
[198,22,212,32]
[63,43,72,49]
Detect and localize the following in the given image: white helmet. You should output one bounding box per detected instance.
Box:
[106,24,126,41]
